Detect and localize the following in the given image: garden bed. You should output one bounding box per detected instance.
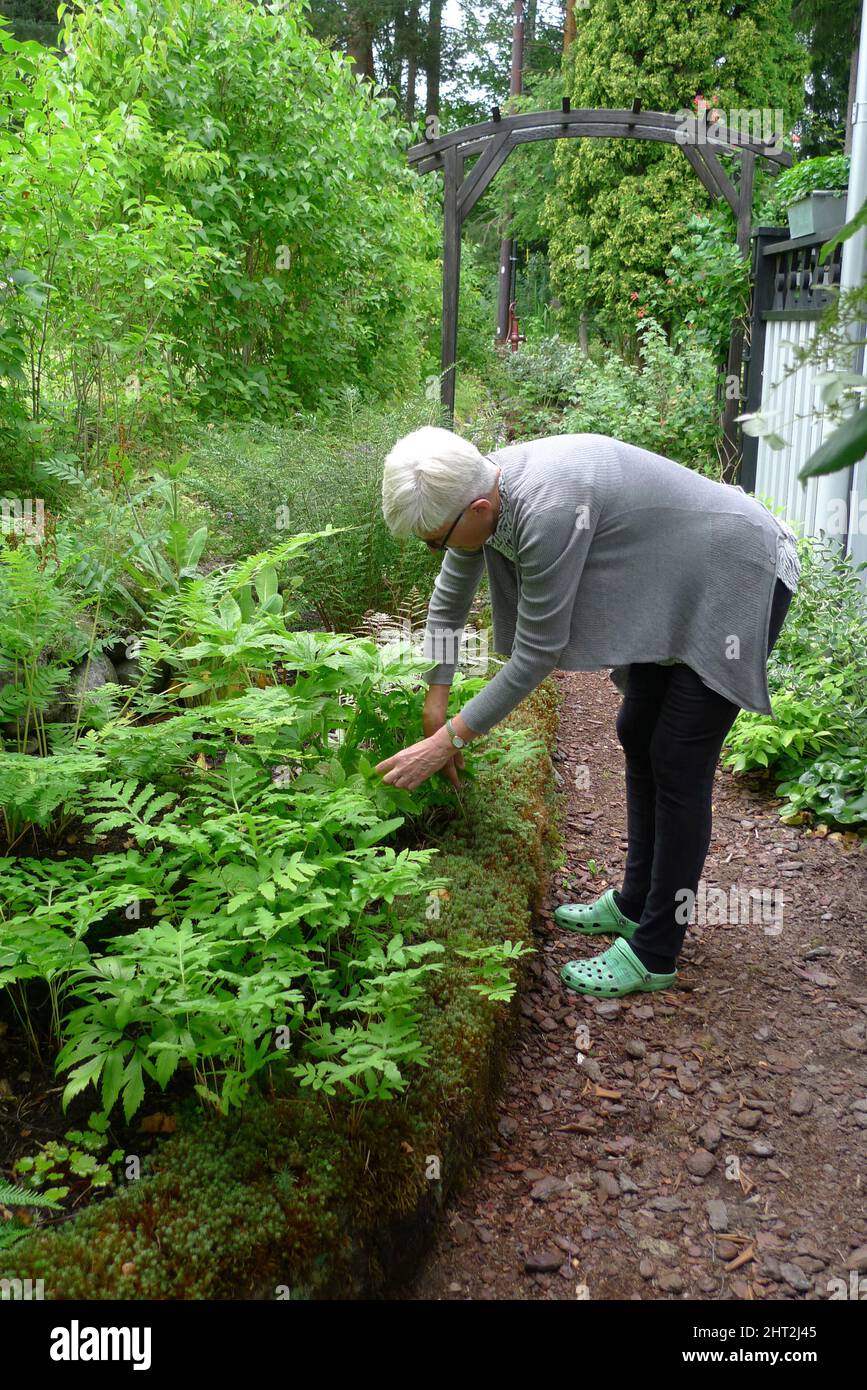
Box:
[0,680,561,1299]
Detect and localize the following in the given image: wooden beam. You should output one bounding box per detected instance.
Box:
[441,145,461,422]
[720,151,758,482]
[457,131,514,217]
[735,150,756,255]
[677,142,722,201]
[408,108,792,169]
[697,144,740,214]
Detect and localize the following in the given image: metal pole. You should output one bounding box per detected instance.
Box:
[495,0,525,346]
[837,0,867,567]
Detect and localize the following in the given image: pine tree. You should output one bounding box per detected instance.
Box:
[543,0,809,339]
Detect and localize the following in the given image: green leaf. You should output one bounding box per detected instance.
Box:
[799,407,867,481]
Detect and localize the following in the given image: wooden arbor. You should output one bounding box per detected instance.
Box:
[407,103,791,467]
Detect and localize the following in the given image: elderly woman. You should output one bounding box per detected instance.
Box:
[377,426,800,999]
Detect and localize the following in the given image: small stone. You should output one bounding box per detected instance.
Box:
[595,1170,620,1198]
[697,1120,722,1151]
[530,1176,567,1202]
[650,1195,686,1213]
[789,1088,813,1116]
[639,1236,679,1260]
[736,1109,763,1130]
[748,1138,775,1158]
[845,1246,867,1272]
[706,1199,728,1232]
[595,1000,622,1019]
[779,1262,811,1292]
[524,1250,565,1273]
[639,1258,655,1280]
[718,1240,739,1260]
[658,1271,684,1293]
[686,1149,716,1177]
[625,1039,647,1059]
[497,1116,518,1138]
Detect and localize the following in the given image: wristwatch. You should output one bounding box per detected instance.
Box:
[445,718,467,750]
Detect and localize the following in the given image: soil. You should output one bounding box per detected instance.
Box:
[404,669,867,1302]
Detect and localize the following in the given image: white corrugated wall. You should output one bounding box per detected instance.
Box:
[754,319,867,587]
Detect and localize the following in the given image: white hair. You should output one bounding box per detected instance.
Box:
[381,426,498,539]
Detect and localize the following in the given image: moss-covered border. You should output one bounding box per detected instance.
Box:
[1,680,561,1299]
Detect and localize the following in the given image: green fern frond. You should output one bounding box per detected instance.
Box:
[0,1179,63,1209]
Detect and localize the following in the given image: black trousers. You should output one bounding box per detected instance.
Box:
[614,578,794,971]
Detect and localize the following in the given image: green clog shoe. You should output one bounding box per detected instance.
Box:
[560,936,677,998]
[554,887,639,940]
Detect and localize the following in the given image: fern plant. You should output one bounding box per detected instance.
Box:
[0,1179,63,1251]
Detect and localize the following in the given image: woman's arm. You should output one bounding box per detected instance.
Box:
[421,544,487,687]
[457,501,600,735]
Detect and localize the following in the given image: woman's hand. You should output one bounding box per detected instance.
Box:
[375,725,461,792]
[422,687,465,789]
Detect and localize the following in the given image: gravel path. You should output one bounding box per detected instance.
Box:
[405,669,867,1301]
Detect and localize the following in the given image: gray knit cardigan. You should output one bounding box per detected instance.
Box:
[421,433,800,737]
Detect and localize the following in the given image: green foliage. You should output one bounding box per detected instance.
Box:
[56,0,440,415]
[0,1179,63,1252]
[722,533,867,826]
[757,153,851,220]
[544,0,807,340]
[0,534,529,1120]
[182,390,446,627]
[497,322,722,474]
[641,213,750,364]
[0,680,558,1299]
[775,748,867,825]
[0,544,87,760]
[13,1111,124,1201]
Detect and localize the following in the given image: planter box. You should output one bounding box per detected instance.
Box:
[787,190,848,240]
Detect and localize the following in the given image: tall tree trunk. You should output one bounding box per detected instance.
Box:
[347,8,375,80]
[425,0,442,118]
[525,0,537,50]
[406,1,419,121]
[563,0,577,53]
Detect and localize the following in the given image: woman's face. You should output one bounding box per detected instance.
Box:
[419,472,500,553]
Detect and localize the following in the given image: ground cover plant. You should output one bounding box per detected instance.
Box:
[721,533,867,827]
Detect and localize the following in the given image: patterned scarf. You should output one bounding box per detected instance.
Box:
[484,464,516,561]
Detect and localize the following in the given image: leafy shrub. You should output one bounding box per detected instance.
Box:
[58,0,440,415]
[0,533,527,1123]
[183,391,448,628]
[641,212,750,364]
[497,321,721,474]
[722,533,867,825]
[757,154,850,222]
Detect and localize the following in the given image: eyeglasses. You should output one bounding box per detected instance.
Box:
[421,505,467,552]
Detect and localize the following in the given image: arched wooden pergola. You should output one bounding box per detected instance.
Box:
[407,102,791,465]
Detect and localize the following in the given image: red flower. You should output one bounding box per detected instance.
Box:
[637,308,646,318]
[630,290,639,301]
